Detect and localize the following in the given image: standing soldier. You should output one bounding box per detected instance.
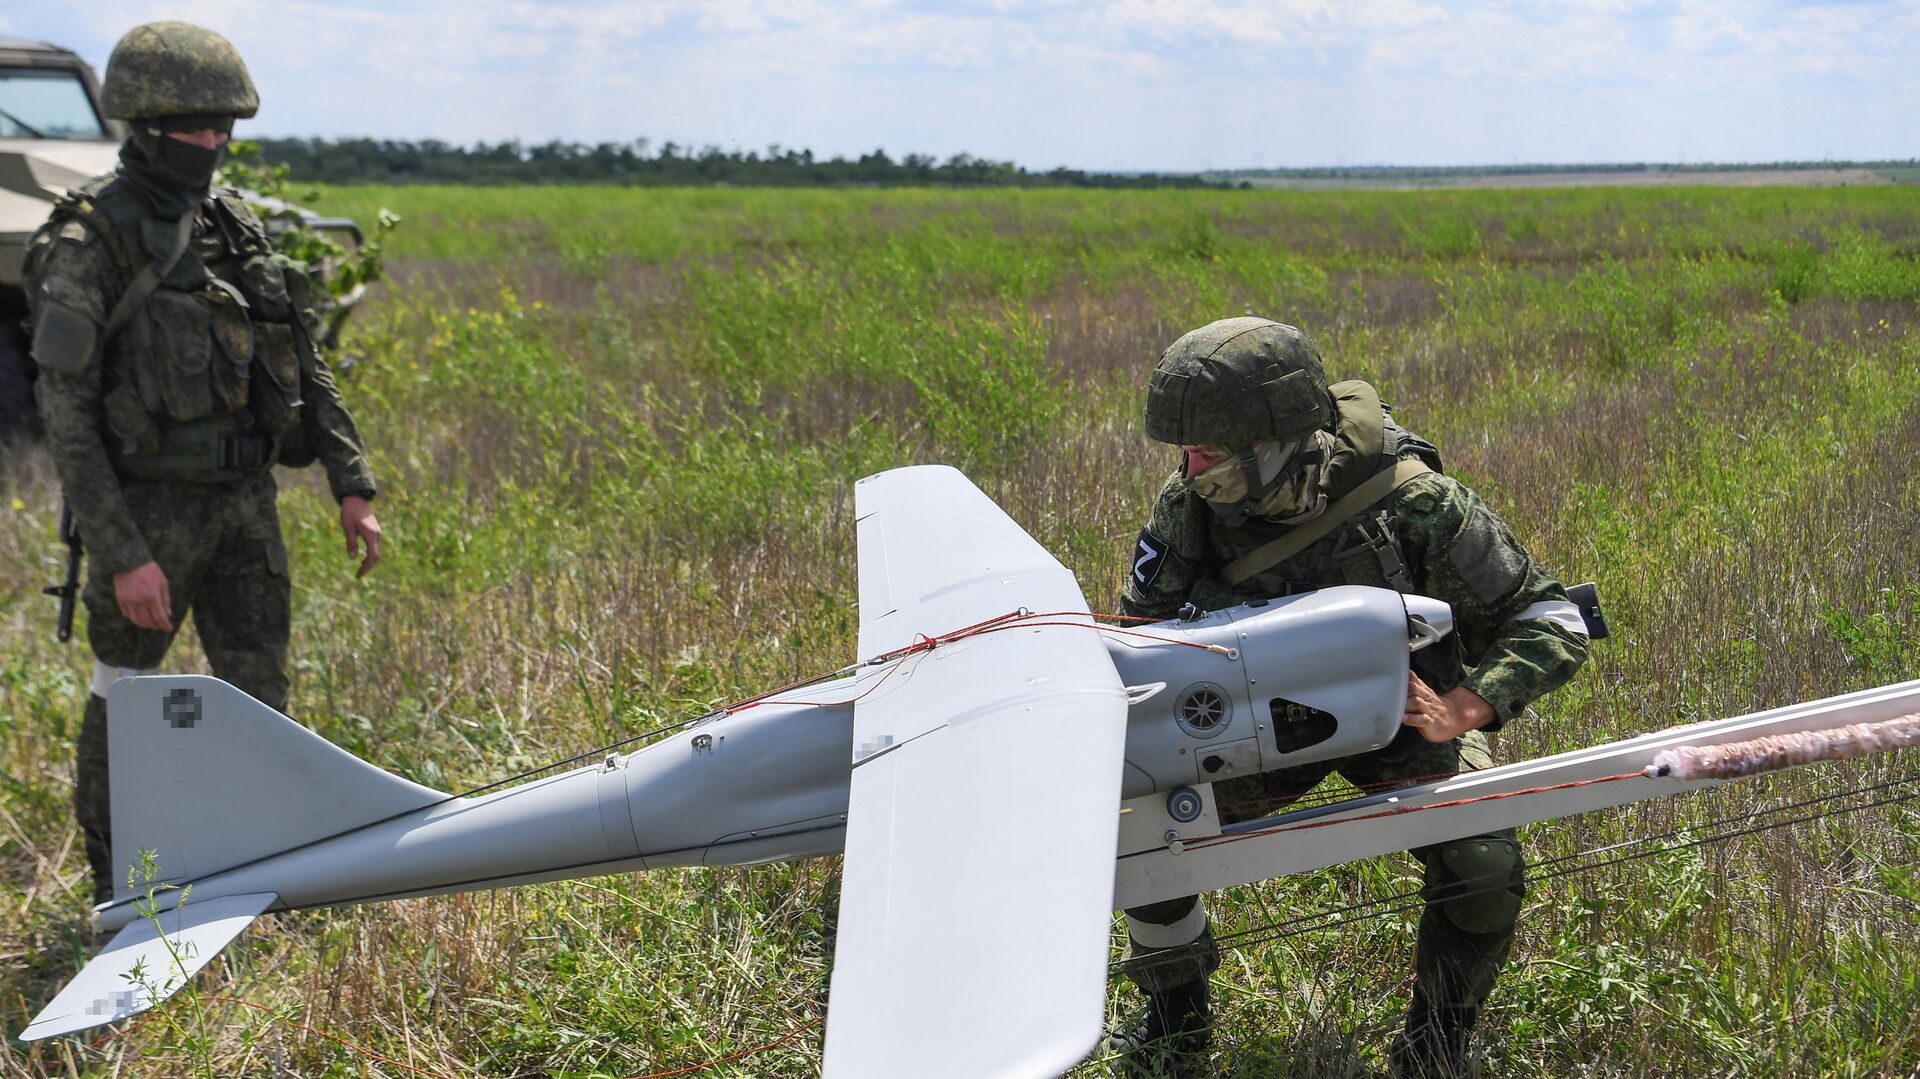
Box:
[21,22,382,905]
[1112,318,1590,1078]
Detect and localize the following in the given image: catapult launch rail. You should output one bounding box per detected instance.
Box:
[1113,679,1920,908]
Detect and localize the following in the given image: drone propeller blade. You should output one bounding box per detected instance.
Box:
[824,466,1128,1079]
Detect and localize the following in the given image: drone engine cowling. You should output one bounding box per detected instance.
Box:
[1106,586,1453,800]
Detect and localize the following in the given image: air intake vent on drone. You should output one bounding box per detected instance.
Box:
[1175,684,1232,739]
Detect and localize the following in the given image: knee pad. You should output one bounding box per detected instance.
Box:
[1432,836,1524,935]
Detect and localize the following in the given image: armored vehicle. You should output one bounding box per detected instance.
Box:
[0,36,116,443]
[0,35,365,447]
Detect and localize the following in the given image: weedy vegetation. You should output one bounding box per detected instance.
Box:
[2,185,1917,1077]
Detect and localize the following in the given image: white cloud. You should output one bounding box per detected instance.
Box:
[19,0,1920,167]
[1098,0,1447,47]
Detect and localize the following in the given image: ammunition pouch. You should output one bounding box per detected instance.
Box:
[247,320,303,437]
[235,248,307,439]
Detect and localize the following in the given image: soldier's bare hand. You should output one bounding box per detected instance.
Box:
[340,496,382,578]
[1403,671,1494,743]
[113,561,174,632]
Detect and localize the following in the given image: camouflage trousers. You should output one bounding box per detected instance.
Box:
[75,470,290,902]
[1121,727,1524,1017]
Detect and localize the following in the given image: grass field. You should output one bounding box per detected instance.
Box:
[3,184,1918,1077]
[1219,167,1896,190]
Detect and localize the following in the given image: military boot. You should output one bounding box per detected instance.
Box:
[1388,992,1476,1079]
[1109,977,1213,1078]
[74,694,115,906]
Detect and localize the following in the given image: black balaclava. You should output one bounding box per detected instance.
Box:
[118,113,233,219]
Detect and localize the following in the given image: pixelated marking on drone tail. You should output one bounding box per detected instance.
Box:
[86,988,146,1016]
[164,687,201,728]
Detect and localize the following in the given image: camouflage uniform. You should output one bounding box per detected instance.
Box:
[1114,319,1589,1077]
[23,23,376,904]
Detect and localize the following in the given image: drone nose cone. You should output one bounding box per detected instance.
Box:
[1403,595,1454,651]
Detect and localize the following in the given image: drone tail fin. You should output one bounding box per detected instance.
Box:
[104,675,445,902]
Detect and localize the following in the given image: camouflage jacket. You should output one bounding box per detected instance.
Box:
[1119,382,1588,731]
[23,173,375,574]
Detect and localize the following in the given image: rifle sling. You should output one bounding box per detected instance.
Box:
[1222,458,1434,587]
[102,211,194,345]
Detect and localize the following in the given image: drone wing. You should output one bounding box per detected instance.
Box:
[823,466,1129,1079]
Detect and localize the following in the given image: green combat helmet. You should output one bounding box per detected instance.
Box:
[1136,312,1336,447]
[1144,317,1331,449]
[1144,317,1338,526]
[99,21,259,121]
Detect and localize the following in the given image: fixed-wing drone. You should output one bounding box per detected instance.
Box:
[22,465,1920,1077]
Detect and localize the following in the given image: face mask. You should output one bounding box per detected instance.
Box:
[1189,430,1332,526]
[151,116,231,186]
[151,134,224,189]
[1190,440,1294,505]
[124,114,234,198]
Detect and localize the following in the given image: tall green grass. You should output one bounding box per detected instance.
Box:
[2,184,1916,1076]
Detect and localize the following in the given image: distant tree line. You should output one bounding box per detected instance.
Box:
[249,138,1232,189]
[1210,159,1920,181]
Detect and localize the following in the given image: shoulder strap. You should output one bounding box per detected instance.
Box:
[101,211,195,344]
[1222,457,1433,587]
[71,177,146,257]
[41,195,125,276]
[52,194,106,238]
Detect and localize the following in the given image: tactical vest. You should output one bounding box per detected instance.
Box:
[49,176,314,482]
[1207,381,1462,688]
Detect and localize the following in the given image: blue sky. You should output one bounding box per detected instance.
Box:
[11,1,1918,171]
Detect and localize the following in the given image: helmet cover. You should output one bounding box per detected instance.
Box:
[1143,317,1332,450]
[101,22,259,121]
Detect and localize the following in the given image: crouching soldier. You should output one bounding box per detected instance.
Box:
[1111,318,1589,1077]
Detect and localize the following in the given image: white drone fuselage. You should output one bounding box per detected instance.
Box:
[91,585,1440,935]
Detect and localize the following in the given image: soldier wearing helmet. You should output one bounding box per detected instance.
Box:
[1110,318,1590,1078]
[21,23,383,904]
